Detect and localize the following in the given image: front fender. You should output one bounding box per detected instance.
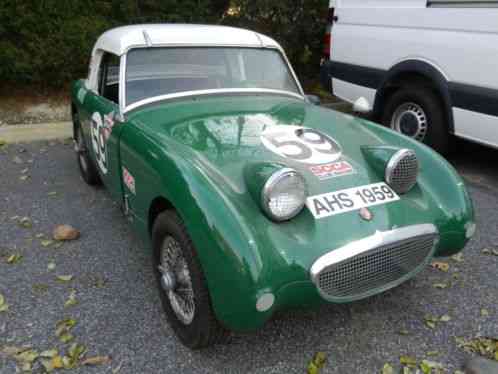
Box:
[134,130,285,331]
[357,118,474,256]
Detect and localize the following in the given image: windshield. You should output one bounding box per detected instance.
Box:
[125,47,300,106]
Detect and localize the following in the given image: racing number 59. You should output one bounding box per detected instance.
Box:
[91,112,108,174]
[265,129,340,162]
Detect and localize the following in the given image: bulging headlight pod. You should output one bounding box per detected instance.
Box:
[385,149,419,194]
[261,168,307,221]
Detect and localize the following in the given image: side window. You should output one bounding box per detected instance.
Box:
[97,52,120,104]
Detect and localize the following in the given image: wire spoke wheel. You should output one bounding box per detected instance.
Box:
[159,236,195,325]
[391,102,428,142]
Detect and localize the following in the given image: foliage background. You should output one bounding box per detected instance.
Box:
[0,0,328,90]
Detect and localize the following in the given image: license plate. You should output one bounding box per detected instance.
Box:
[306,182,400,220]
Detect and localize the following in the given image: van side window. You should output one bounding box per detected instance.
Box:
[97,52,120,104]
[428,0,498,7]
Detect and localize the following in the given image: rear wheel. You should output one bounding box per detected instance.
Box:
[152,211,229,349]
[73,110,101,185]
[382,86,449,154]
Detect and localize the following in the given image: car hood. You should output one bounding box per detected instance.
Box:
[128,94,468,276]
[129,94,388,196]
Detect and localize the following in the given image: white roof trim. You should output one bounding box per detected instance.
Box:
[92,24,281,57]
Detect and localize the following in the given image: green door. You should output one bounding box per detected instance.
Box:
[86,52,125,202]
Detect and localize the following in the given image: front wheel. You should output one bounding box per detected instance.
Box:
[381,86,449,154]
[152,211,229,349]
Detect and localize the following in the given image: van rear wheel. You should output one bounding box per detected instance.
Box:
[382,86,449,154]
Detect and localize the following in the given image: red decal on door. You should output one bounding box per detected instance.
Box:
[122,167,136,194]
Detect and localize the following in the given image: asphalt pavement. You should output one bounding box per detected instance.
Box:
[0,137,497,373]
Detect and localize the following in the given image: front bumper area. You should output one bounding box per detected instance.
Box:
[310,224,439,303]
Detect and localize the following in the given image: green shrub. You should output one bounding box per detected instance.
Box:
[0,0,327,89]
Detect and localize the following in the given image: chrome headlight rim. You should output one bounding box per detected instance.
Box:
[385,148,419,194]
[261,167,307,222]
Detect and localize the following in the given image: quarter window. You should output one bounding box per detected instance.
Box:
[97,52,120,104]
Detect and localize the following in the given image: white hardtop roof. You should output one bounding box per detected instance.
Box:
[93,24,281,56]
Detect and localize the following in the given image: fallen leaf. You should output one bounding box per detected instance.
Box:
[420,359,443,374]
[12,156,23,164]
[307,352,327,374]
[424,315,439,329]
[1,346,24,357]
[68,343,86,363]
[6,253,22,264]
[53,224,80,241]
[41,358,56,372]
[47,262,56,271]
[47,191,58,197]
[433,283,448,289]
[52,355,64,369]
[55,318,77,340]
[398,329,410,336]
[59,332,74,344]
[481,309,490,317]
[440,314,452,322]
[15,349,39,364]
[41,239,54,248]
[18,216,32,228]
[0,293,9,312]
[381,363,394,374]
[400,355,417,368]
[35,233,45,239]
[64,290,78,308]
[39,349,58,358]
[431,261,449,272]
[426,351,439,357]
[56,275,74,282]
[482,248,498,256]
[457,336,498,361]
[19,175,29,181]
[451,253,464,262]
[81,355,112,366]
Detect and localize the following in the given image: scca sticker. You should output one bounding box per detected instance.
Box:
[310,161,354,180]
[261,126,342,165]
[90,111,115,175]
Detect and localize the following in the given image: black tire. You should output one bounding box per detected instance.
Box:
[381,86,449,154]
[152,211,229,349]
[73,111,101,186]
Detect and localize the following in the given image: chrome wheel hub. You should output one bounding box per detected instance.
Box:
[159,236,195,325]
[391,103,428,142]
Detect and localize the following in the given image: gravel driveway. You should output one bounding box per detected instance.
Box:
[0,138,497,373]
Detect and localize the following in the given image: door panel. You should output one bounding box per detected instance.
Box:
[86,94,124,201]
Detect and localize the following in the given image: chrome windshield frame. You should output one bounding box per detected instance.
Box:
[118,44,305,115]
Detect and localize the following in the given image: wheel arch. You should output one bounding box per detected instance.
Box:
[148,195,175,235]
[373,60,454,133]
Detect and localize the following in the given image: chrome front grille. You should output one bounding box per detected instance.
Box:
[310,225,438,302]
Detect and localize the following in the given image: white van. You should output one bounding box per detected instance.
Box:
[320,0,498,153]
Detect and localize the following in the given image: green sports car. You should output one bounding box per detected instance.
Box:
[71,24,475,349]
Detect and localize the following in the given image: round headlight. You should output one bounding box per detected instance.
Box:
[261,168,307,221]
[385,149,419,194]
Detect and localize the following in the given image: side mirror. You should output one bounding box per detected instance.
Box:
[306,94,321,106]
[353,97,371,113]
